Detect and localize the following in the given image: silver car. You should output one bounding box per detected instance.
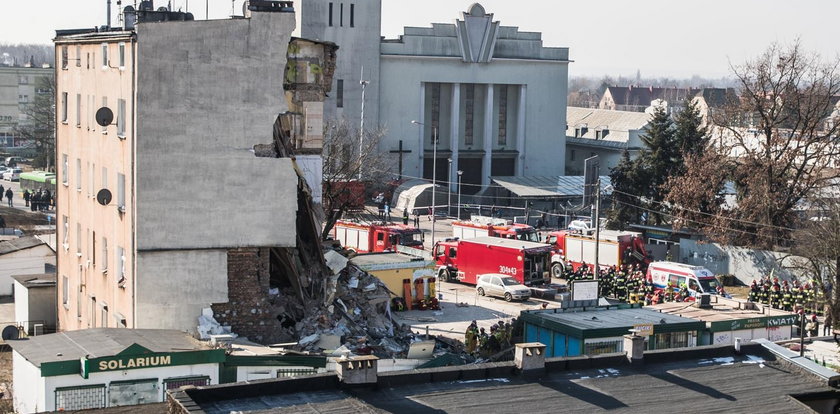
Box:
[476,274,531,302]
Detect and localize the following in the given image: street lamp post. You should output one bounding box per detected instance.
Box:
[359,69,370,180]
[447,158,452,217]
[412,120,437,250]
[457,170,463,220]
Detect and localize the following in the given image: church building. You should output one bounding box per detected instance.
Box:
[294,2,570,193]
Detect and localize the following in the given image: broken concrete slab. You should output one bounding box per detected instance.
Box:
[325,250,349,275]
[316,334,341,351]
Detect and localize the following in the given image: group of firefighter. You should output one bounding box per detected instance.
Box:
[749,277,820,314]
[564,262,720,305]
[464,318,522,358]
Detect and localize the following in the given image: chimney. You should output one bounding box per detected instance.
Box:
[336,355,378,386]
[514,342,546,372]
[624,332,645,365]
[107,0,112,28]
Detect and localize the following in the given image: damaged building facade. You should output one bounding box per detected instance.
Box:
[54,2,334,341]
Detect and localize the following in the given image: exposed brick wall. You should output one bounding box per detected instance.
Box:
[212,247,285,343]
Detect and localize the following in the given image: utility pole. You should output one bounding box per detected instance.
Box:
[447,158,452,217]
[457,170,463,220]
[359,67,369,180]
[412,120,437,250]
[594,178,601,280]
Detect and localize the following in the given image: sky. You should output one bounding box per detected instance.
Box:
[1,0,838,79]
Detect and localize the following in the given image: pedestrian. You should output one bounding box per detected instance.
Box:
[402,209,409,225]
[0,184,4,203]
[44,189,51,211]
[23,189,30,207]
[377,201,385,219]
[5,188,12,207]
[824,310,833,336]
[30,191,38,211]
[413,209,420,227]
[384,202,391,222]
[428,206,433,221]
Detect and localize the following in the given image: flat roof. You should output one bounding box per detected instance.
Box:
[521,306,705,339]
[176,352,834,414]
[10,273,56,288]
[491,176,613,198]
[0,236,45,255]
[8,329,210,367]
[649,302,799,330]
[349,252,430,268]
[459,236,552,250]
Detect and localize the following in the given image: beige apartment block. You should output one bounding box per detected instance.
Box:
[54,3,299,335]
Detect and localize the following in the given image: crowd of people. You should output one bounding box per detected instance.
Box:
[748,277,819,314]
[563,262,728,305]
[464,318,522,358]
[23,188,53,211]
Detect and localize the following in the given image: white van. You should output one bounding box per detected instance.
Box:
[646,261,719,297]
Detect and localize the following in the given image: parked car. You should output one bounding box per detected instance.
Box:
[476,274,531,302]
[3,168,22,181]
[0,165,7,176]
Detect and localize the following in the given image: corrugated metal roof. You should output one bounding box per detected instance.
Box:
[491,176,612,198]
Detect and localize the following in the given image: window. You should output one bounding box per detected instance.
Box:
[76,159,82,191]
[117,99,126,137]
[570,149,576,161]
[102,237,108,272]
[328,3,333,26]
[61,92,68,123]
[62,275,69,307]
[62,154,69,185]
[18,76,28,85]
[61,46,68,69]
[90,297,97,328]
[76,223,82,254]
[76,46,81,67]
[340,3,344,26]
[118,42,125,68]
[55,384,106,411]
[101,43,108,68]
[101,166,108,189]
[350,4,355,27]
[100,97,108,133]
[584,340,623,355]
[62,215,69,248]
[86,52,90,69]
[92,231,96,266]
[101,304,108,328]
[89,162,94,197]
[75,94,81,127]
[116,246,126,285]
[117,173,125,210]
[336,79,343,108]
[164,376,210,392]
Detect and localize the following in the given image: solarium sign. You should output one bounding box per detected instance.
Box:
[78,343,225,379]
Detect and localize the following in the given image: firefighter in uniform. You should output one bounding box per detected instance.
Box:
[781,286,793,312]
[760,281,771,305]
[615,270,627,301]
[749,280,760,302]
[770,285,782,309]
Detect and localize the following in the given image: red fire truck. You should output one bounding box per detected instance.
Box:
[433,236,552,286]
[333,220,424,253]
[543,230,651,277]
[451,216,540,242]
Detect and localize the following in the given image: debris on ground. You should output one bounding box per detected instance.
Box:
[197,308,237,340]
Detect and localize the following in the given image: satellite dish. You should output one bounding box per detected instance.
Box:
[157,6,168,12]
[1,325,19,341]
[95,107,114,127]
[96,189,112,206]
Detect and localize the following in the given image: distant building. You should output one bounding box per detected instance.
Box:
[0,235,55,297]
[565,107,651,175]
[0,65,53,153]
[599,86,735,123]
[53,4,300,336]
[294,2,570,193]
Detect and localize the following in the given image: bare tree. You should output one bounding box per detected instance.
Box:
[667,41,840,249]
[321,118,393,240]
[13,75,55,170]
[789,197,840,326]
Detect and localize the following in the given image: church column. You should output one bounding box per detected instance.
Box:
[516,85,527,176]
[417,82,426,178]
[449,83,460,192]
[482,84,494,189]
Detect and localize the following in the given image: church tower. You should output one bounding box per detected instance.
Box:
[293,0,382,129]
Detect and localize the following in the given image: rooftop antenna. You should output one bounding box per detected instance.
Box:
[107,0,112,28]
[205,0,208,19]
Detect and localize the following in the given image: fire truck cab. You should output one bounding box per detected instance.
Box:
[333,220,423,253]
[434,236,551,286]
[452,216,539,242]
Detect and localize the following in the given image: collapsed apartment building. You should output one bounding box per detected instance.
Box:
[53,1,378,346]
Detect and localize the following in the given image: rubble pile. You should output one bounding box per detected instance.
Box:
[293,260,416,357]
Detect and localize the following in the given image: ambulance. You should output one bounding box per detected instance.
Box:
[646,261,720,297]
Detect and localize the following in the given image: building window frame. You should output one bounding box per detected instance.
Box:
[117,99,126,138]
[350,4,355,27]
[101,43,109,69]
[340,3,344,26]
[328,2,334,26]
[62,275,69,308]
[61,92,68,123]
[336,79,344,108]
[118,42,126,69]
[61,46,69,69]
[75,93,81,127]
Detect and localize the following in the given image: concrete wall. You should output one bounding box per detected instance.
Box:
[0,245,54,296]
[12,350,46,414]
[135,250,227,333]
[380,57,568,179]
[42,362,219,411]
[679,238,808,284]
[135,12,298,251]
[14,281,56,334]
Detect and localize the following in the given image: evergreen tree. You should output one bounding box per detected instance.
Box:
[607,150,643,230]
[672,99,709,169]
[637,106,677,224]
